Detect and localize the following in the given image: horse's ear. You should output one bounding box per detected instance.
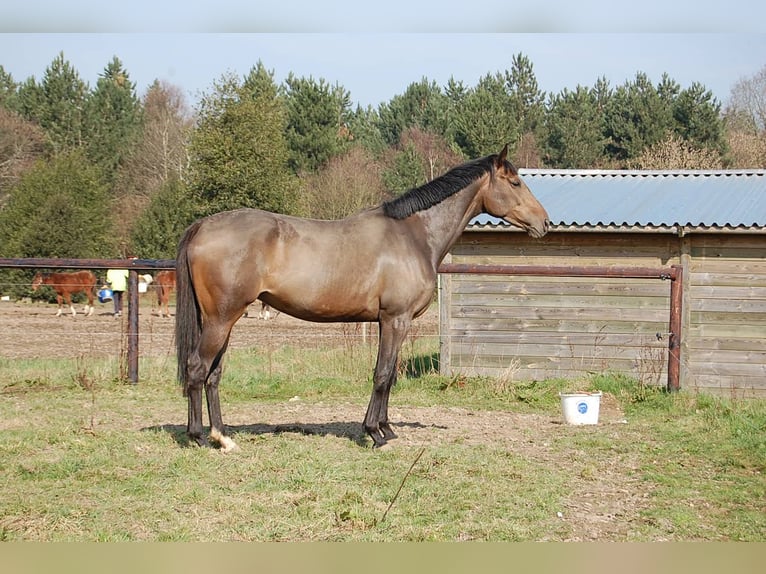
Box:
[495,144,509,168]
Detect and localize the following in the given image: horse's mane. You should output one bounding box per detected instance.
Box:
[382,154,502,220]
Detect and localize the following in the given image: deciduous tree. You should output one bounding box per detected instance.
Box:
[724,65,766,167]
[297,146,386,220]
[630,133,723,170]
[0,108,50,205]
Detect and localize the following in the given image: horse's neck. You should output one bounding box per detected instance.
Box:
[416,180,483,268]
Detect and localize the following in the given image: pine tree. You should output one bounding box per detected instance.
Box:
[377,78,447,147]
[382,142,424,194]
[83,57,143,177]
[130,177,197,258]
[188,67,297,216]
[673,82,725,156]
[0,65,19,112]
[21,52,88,154]
[506,53,546,142]
[603,72,674,163]
[0,150,113,259]
[450,72,518,158]
[283,73,353,174]
[544,85,608,168]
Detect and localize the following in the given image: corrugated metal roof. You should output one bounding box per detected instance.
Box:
[470,169,766,232]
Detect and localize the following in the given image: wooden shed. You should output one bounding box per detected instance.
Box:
[439,169,766,397]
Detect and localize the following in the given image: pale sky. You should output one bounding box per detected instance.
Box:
[1,2,764,109]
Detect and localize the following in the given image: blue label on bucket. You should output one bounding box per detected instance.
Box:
[577,402,588,414]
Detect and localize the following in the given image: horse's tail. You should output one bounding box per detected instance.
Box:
[175,220,203,396]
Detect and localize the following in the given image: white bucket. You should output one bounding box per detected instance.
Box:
[138,281,148,293]
[560,391,602,425]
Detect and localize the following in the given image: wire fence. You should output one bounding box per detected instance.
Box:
[0,258,683,389]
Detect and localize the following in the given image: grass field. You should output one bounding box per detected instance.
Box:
[0,338,764,542]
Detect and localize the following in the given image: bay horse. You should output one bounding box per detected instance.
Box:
[176,145,550,451]
[31,270,97,317]
[154,270,176,318]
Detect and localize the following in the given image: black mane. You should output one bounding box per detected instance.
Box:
[382,154,499,220]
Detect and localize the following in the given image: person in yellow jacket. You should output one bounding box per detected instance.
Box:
[106,268,129,318]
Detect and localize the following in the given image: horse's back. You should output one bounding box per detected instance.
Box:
[46,270,95,290]
[185,207,435,322]
[156,269,176,287]
[189,207,411,277]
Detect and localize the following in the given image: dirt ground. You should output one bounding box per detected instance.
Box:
[0,298,648,541]
[0,298,395,360]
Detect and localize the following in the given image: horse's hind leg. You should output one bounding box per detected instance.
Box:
[185,320,238,451]
[63,294,76,318]
[206,361,239,453]
[186,377,207,447]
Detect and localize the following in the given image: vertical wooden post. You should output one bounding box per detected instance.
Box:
[127,270,139,385]
[667,264,684,392]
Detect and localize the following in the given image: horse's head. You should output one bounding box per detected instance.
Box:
[481,145,550,238]
[31,272,44,291]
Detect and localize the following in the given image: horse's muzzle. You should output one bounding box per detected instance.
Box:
[528,218,551,239]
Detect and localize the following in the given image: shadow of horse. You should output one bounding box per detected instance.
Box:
[146,418,448,450]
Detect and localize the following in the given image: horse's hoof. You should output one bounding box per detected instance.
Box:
[369,433,388,449]
[188,434,209,448]
[219,441,240,454]
[380,424,398,441]
[210,428,239,454]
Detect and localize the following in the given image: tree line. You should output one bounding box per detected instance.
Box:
[0,51,764,285]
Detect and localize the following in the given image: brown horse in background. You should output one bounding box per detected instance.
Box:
[154,270,176,318]
[31,270,97,317]
[175,145,550,451]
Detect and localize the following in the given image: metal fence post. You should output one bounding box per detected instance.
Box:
[127,270,139,385]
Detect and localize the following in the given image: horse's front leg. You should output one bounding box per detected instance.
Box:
[63,294,76,318]
[364,316,410,447]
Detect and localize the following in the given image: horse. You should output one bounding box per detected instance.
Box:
[243,301,279,320]
[175,145,550,451]
[31,270,98,318]
[257,302,278,320]
[154,270,176,318]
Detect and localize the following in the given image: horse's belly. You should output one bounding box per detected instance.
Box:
[261,290,379,323]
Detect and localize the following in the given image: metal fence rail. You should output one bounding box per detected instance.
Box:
[1,258,684,390]
[0,258,175,383]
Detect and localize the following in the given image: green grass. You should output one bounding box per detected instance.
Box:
[0,342,764,541]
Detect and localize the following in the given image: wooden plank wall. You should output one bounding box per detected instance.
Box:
[686,235,766,396]
[442,230,766,395]
[441,231,680,386]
